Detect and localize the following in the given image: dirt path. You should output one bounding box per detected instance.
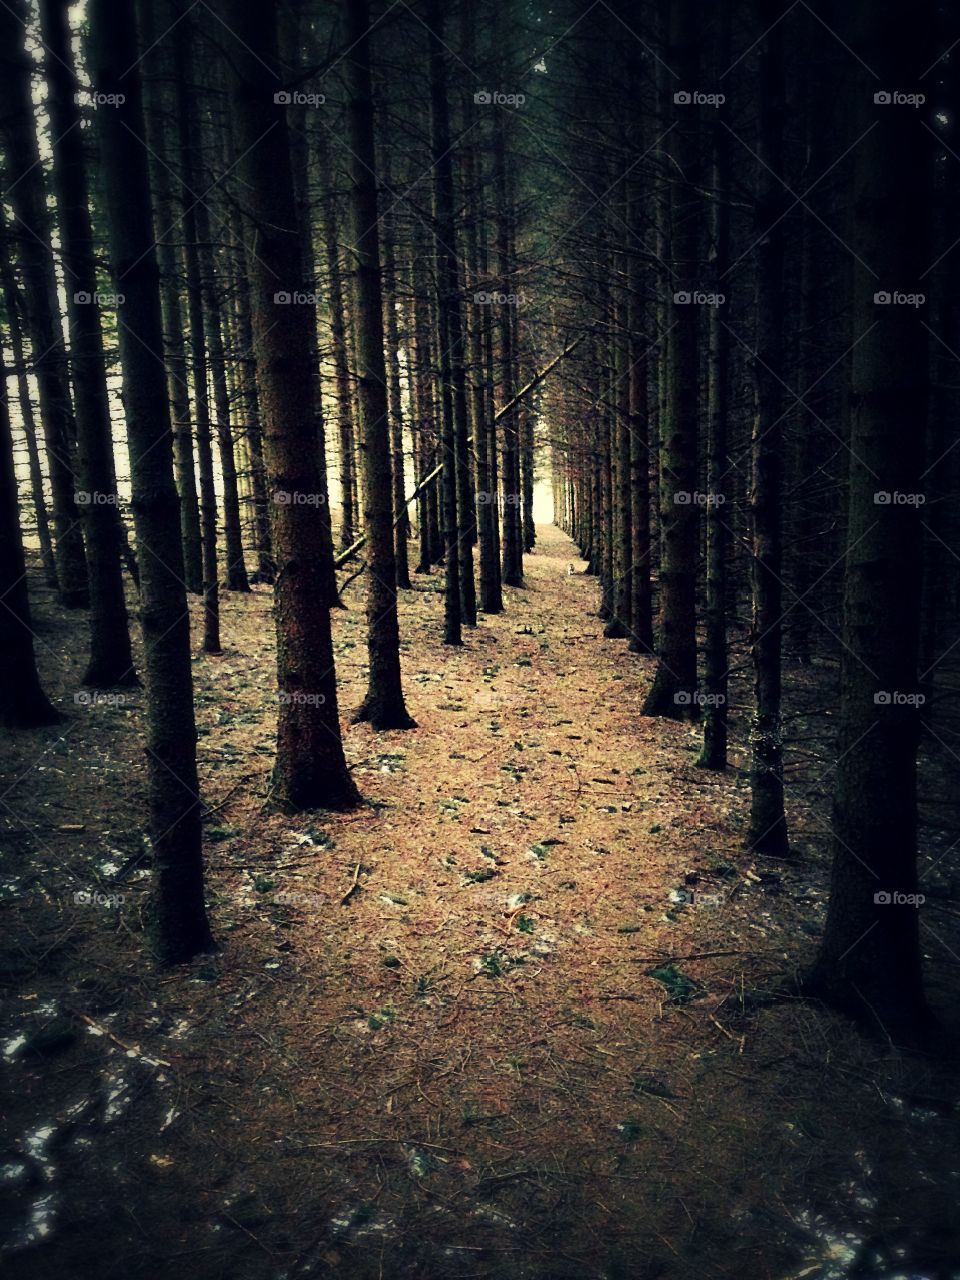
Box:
[3,524,958,1279]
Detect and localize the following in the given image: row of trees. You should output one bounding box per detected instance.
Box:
[1,0,553,961]
[545,0,952,1039]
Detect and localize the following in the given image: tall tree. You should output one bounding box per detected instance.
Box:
[88,0,213,963]
[746,0,789,852]
[0,227,57,591]
[0,0,89,608]
[804,0,933,1040]
[224,0,361,806]
[342,0,415,728]
[173,9,221,653]
[0,339,61,728]
[39,0,136,687]
[642,0,699,718]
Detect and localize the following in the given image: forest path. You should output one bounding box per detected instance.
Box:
[9,525,954,1280]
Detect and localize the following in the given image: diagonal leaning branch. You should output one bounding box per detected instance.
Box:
[334,335,584,572]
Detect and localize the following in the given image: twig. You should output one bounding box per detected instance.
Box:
[340,862,362,905]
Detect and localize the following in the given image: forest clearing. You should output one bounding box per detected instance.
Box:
[1,0,960,1275]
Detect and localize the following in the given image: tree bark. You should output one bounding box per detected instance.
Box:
[0,338,61,727]
[0,0,89,608]
[40,0,136,686]
[803,0,933,1042]
[224,0,362,807]
[88,0,213,963]
[343,0,415,728]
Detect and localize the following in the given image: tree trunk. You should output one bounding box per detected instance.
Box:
[224,0,362,807]
[641,0,698,719]
[343,0,415,728]
[0,233,57,590]
[803,0,933,1042]
[0,338,61,727]
[88,0,213,964]
[0,0,89,609]
[40,0,136,686]
[428,0,476,638]
[379,151,412,592]
[317,128,359,553]
[137,0,203,595]
[698,9,730,769]
[173,10,220,653]
[746,0,789,853]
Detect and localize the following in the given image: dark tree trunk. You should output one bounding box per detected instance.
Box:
[428,0,476,638]
[0,339,61,728]
[0,234,57,590]
[40,0,136,687]
[698,9,730,769]
[803,0,933,1042]
[343,0,415,728]
[137,0,203,595]
[224,0,362,807]
[232,243,274,582]
[88,0,213,964]
[0,0,89,609]
[317,129,359,553]
[379,152,412,591]
[746,0,789,854]
[173,11,220,653]
[642,0,698,719]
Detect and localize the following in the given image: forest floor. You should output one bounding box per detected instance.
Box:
[2,523,960,1280]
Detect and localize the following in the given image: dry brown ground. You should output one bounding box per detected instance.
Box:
[2,523,959,1280]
